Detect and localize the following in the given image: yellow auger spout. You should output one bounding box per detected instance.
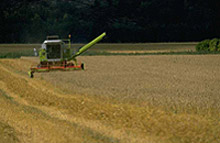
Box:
[71,32,106,59]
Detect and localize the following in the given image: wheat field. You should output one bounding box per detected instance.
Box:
[0,55,220,143]
[0,44,220,143]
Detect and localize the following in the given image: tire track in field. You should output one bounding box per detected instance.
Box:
[0,60,122,143]
[1,58,219,143]
[0,59,154,143]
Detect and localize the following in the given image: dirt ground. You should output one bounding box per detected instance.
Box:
[0,55,220,143]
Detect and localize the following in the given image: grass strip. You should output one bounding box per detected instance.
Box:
[1,50,220,59]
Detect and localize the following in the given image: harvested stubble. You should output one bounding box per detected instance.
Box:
[0,43,196,58]
[0,55,220,143]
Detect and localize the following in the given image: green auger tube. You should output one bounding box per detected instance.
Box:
[70,32,106,59]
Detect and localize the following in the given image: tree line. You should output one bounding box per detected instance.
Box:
[0,0,219,43]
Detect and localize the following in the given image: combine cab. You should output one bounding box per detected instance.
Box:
[28,33,106,78]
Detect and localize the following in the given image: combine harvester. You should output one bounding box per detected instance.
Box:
[28,32,106,78]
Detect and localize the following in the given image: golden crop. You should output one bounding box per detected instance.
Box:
[0,52,219,142]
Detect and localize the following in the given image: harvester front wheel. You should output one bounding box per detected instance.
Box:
[28,71,34,78]
[81,63,84,70]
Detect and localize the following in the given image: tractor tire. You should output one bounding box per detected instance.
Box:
[81,63,84,70]
[30,72,34,78]
[28,71,34,78]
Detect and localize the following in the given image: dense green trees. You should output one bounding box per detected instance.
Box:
[196,38,220,52]
[0,0,218,43]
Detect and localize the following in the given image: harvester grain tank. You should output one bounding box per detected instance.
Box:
[28,32,106,78]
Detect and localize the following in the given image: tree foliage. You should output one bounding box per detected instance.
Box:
[0,0,218,43]
[196,38,220,52]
